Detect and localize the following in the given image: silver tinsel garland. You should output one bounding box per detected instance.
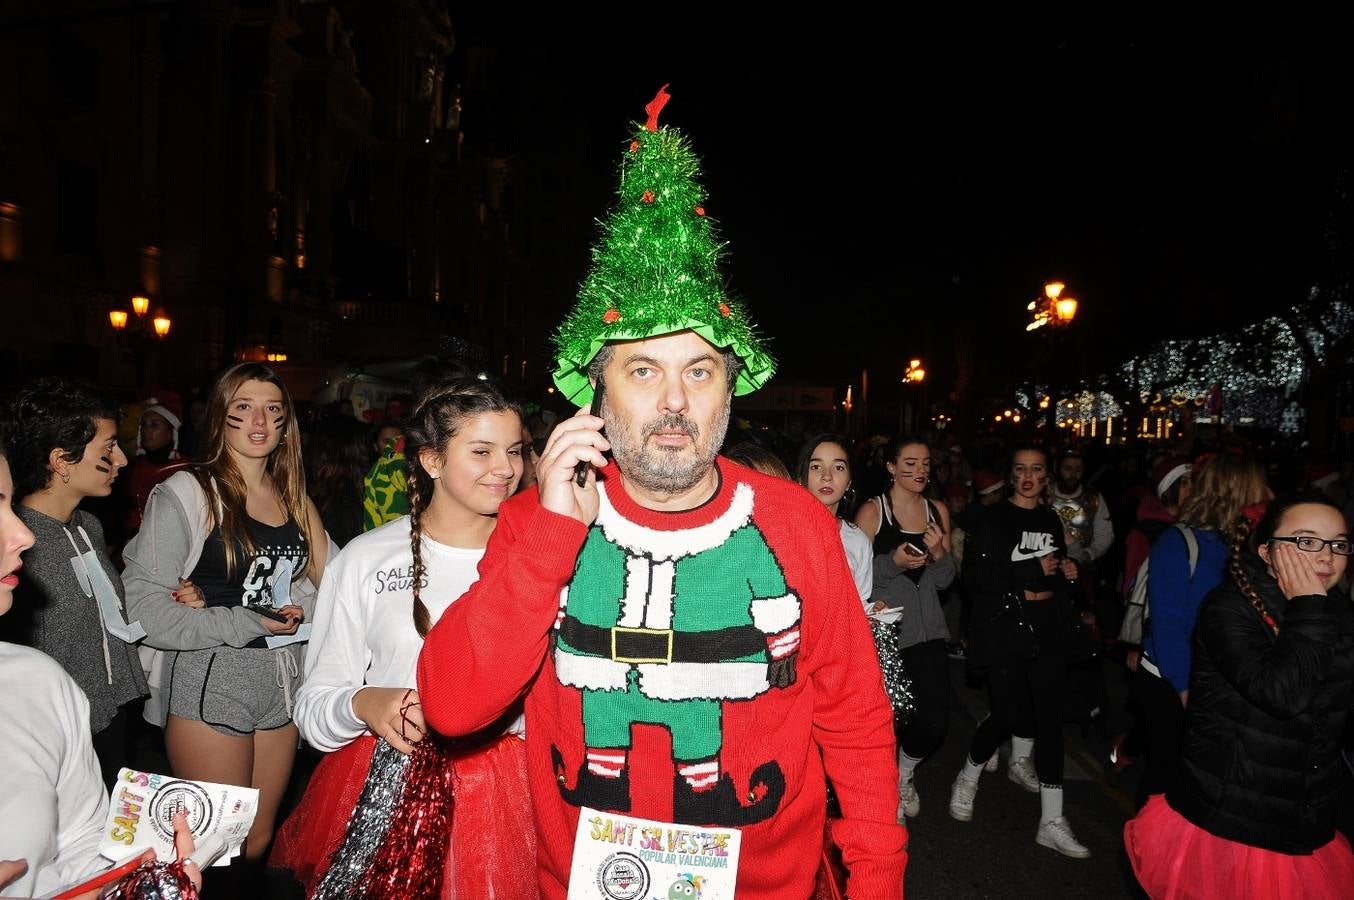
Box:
[870,618,915,726]
[311,739,411,900]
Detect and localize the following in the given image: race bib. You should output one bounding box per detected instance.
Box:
[568,807,741,900]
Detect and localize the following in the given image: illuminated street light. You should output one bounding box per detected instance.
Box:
[152,312,171,338]
[108,309,129,331]
[131,295,151,317]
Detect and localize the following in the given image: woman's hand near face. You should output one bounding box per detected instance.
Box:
[1272,541,1328,599]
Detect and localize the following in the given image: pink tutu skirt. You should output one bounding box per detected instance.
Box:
[1124,794,1354,900]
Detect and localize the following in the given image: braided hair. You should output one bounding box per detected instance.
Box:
[1228,493,1345,635]
[403,378,521,638]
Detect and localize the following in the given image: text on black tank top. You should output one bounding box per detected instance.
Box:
[189,516,309,647]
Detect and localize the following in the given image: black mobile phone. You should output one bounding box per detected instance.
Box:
[574,377,606,487]
[252,605,295,624]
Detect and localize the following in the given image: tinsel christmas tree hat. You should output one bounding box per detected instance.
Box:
[551,85,775,405]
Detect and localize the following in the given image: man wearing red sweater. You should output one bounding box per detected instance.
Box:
[417,87,906,899]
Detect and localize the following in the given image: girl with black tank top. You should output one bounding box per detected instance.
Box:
[123,362,332,883]
[855,435,955,821]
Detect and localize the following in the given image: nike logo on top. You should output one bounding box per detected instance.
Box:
[1011,531,1055,562]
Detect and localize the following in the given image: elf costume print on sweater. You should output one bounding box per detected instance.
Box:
[552,478,798,826]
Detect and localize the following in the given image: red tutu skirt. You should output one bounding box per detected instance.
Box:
[270,734,537,898]
[1124,794,1354,900]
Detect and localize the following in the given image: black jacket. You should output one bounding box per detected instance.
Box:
[961,501,1072,668]
[1168,554,1354,854]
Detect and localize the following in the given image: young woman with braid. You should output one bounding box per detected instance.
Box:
[270,377,535,898]
[122,362,332,884]
[1125,494,1354,898]
[1132,453,1268,805]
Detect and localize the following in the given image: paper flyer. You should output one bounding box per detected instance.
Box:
[100,768,259,867]
[567,807,741,900]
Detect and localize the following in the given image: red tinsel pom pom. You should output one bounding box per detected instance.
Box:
[356,740,457,899]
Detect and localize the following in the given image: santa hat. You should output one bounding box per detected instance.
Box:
[551,85,774,405]
[137,393,183,457]
[972,469,1004,496]
[1151,455,1192,499]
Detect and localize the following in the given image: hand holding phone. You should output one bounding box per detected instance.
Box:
[574,378,606,487]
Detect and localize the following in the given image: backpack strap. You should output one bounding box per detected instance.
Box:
[1172,522,1199,578]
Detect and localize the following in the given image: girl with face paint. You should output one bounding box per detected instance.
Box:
[853,434,955,821]
[948,446,1092,859]
[122,362,334,884]
[0,377,161,786]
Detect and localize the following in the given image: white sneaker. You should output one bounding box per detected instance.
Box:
[984,752,1000,773]
[897,774,920,819]
[948,775,979,822]
[1036,816,1091,859]
[1007,756,1040,793]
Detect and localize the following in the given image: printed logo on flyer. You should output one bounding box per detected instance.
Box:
[568,807,741,899]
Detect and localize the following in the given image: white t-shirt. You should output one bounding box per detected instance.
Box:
[294,516,523,752]
[0,642,107,897]
[838,519,892,620]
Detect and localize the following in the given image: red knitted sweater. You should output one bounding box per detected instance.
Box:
[418,457,907,898]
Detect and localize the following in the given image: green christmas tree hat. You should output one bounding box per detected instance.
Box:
[551,85,775,405]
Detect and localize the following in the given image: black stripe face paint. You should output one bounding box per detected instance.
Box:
[94,455,112,474]
[273,415,285,430]
[226,415,244,430]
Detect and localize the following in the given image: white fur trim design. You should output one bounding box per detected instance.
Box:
[554,649,630,691]
[644,560,675,629]
[750,592,801,634]
[638,662,770,701]
[617,555,650,628]
[596,480,754,561]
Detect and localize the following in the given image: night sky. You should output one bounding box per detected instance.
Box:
[446,9,1354,399]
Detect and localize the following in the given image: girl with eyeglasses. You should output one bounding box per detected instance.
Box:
[1133,453,1269,805]
[1124,494,1354,897]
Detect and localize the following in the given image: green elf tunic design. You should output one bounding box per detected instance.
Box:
[554,480,801,760]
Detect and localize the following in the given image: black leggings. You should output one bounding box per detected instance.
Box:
[898,638,950,760]
[1130,664,1185,807]
[969,653,1066,786]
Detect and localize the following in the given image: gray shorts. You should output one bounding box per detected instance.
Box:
[167,645,303,736]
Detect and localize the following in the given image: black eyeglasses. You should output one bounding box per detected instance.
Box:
[1270,535,1354,557]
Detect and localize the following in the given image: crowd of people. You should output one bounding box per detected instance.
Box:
[2,86,1352,900]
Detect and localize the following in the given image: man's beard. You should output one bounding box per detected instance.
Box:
[605,403,731,494]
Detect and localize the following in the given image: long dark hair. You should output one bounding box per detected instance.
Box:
[1228,492,1344,634]
[404,378,522,638]
[2,376,121,500]
[795,432,855,520]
